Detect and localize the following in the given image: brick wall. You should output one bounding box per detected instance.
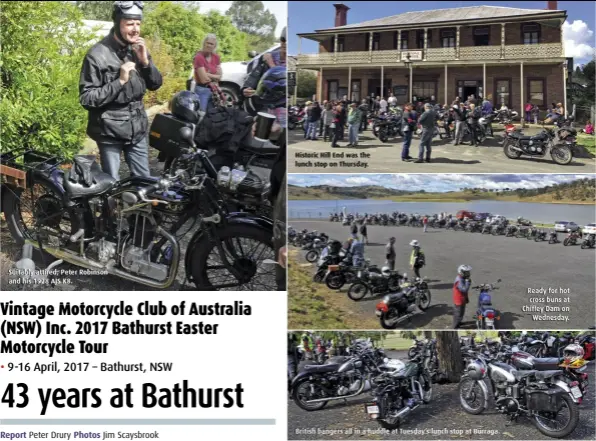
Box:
[317,64,564,113]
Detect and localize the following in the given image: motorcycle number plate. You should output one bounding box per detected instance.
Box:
[375,310,382,317]
[485,319,494,327]
[570,386,582,399]
[365,404,379,415]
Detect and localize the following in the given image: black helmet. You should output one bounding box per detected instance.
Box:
[171,91,201,123]
[113,1,144,21]
[256,66,286,108]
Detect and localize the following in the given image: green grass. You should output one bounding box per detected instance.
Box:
[577,133,596,155]
[379,335,413,350]
[287,251,379,330]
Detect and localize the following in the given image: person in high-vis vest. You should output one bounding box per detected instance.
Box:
[301,331,314,360]
[453,265,472,329]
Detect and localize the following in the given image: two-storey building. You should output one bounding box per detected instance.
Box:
[296,2,568,115]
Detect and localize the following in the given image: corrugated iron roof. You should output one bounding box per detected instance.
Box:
[317,5,563,31]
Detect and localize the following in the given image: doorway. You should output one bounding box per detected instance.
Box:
[463,86,478,101]
[367,78,392,99]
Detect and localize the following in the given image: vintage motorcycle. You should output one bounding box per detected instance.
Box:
[291,343,386,411]
[1,125,275,291]
[375,277,432,329]
[365,351,433,430]
[347,267,403,301]
[563,231,581,246]
[580,233,595,249]
[460,351,581,438]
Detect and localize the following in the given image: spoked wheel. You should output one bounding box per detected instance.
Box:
[305,249,319,263]
[533,394,579,438]
[189,224,276,290]
[417,290,432,311]
[379,309,401,329]
[4,177,77,246]
[459,378,486,415]
[292,379,329,411]
[347,281,368,301]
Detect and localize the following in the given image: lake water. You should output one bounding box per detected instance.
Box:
[289,199,596,225]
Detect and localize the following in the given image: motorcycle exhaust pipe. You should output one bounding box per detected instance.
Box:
[394,404,419,420]
[510,145,524,152]
[24,226,180,289]
[305,379,368,404]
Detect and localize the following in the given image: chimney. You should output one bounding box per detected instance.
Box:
[333,3,350,27]
[546,1,557,10]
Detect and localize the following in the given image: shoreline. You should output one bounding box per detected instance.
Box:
[288,196,595,205]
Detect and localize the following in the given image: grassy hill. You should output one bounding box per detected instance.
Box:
[289,178,596,204]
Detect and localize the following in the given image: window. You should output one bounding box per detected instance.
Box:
[494,78,511,108]
[522,23,540,45]
[365,32,381,50]
[416,30,431,49]
[351,80,361,102]
[473,27,490,46]
[328,80,338,101]
[528,79,545,107]
[400,31,408,49]
[441,29,455,48]
[412,81,436,102]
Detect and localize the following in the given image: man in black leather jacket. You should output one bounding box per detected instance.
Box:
[79,1,162,180]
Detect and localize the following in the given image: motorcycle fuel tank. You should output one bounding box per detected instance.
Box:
[489,362,517,384]
[337,359,363,374]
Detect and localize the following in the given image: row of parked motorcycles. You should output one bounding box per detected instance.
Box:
[328,212,596,249]
[290,333,591,438]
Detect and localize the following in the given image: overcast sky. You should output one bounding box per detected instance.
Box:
[288,174,592,192]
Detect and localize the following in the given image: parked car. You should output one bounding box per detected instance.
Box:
[456,210,476,220]
[581,223,596,235]
[187,45,280,107]
[488,215,507,224]
[554,221,580,233]
[474,212,491,221]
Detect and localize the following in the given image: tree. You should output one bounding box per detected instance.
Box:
[226,1,277,52]
[296,69,317,99]
[435,331,462,382]
[74,1,113,20]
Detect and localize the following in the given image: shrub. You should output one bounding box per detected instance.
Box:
[0,2,92,158]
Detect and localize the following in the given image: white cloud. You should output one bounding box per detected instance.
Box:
[563,20,595,61]
[200,1,287,36]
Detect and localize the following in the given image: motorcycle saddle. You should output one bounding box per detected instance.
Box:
[242,138,280,156]
[63,155,116,199]
[532,358,561,371]
[303,364,340,373]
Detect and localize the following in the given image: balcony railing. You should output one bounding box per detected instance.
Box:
[296,43,563,66]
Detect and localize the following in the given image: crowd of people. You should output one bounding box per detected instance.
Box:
[296,92,574,163]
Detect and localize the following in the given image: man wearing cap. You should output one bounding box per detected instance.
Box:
[79,1,162,180]
[415,103,436,163]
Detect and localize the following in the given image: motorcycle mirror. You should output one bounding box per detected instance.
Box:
[497,278,502,283]
[248,50,258,58]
